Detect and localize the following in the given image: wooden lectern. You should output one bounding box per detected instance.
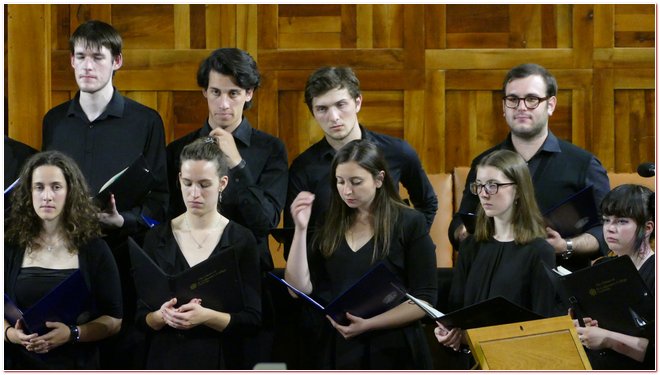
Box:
[466,315,592,370]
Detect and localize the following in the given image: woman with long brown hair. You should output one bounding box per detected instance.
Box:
[435,149,556,351]
[286,139,437,369]
[4,151,122,369]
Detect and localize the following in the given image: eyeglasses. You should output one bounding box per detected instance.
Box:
[470,182,516,195]
[503,95,550,109]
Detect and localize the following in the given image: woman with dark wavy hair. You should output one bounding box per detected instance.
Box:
[435,149,556,352]
[4,151,122,369]
[576,184,654,369]
[286,139,437,369]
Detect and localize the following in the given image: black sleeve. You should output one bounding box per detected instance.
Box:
[398,142,438,230]
[223,227,262,334]
[120,112,169,234]
[401,210,438,306]
[447,236,477,311]
[527,239,558,317]
[448,161,480,250]
[227,140,288,238]
[87,239,123,319]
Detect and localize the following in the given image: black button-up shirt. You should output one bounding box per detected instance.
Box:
[166,118,288,271]
[42,88,169,233]
[284,125,438,259]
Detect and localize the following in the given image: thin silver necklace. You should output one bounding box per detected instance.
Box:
[184,214,218,249]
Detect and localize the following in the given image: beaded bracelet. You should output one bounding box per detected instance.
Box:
[4,326,12,343]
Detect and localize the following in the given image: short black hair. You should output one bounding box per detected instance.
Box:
[600,184,655,252]
[196,48,260,110]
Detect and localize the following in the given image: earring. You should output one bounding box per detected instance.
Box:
[218,190,222,204]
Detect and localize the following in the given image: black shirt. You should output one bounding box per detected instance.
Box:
[4,135,36,188]
[166,118,288,270]
[284,125,438,258]
[449,131,611,268]
[42,89,169,234]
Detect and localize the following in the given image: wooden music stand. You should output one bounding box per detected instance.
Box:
[465,315,592,370]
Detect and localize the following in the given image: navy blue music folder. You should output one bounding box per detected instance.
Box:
[269,262,406,326]
[4,269,90,335]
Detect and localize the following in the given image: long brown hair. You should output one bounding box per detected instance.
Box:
[316,139,409,262]
[6,151,101,253]
[474,149,546,244]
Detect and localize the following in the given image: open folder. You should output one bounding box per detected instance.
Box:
[269,262,406,326]
[127,237,244,313]
[547,255,653,336]
[407,294,543,330]
[4,270,91,335]
[94,154,156,212]
[543,185,600,238]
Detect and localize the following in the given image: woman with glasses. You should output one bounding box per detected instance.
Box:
[575,184,654,369]
[435,149,556,351]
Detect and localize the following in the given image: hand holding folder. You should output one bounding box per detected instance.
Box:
[127,237,244,313]
[4,270,91,335]
[94,154,156,212]
[407,294,543,330]
[270,262,406,326]
[546,255,653,336]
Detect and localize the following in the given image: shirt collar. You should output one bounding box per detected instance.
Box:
[504,130,561,154]
[319,124,369,160]
[66,87,124,120]
[202,117,252,147]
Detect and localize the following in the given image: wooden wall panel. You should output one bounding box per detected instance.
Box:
[5,3,655,176]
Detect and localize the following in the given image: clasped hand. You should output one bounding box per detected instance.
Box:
[12,321,69,354]
[327,312,371,340]
[434,321,463,351]
[573,316,606,350]
[158,298,207,330]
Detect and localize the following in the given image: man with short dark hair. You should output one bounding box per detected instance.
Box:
[42,20,169,370]
[284,66,438,259]
[165,48,288,368]
[449,63,610,270]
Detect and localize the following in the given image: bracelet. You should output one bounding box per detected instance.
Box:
[5,326,12,343]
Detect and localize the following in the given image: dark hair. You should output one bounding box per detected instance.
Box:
[316,139,408,262]
[474,149,546,244]
[6,151,101,253]
[304,66,361,113]
[502,63,557,98]
[600,184,655,253]
[69,20,122,58]
[196,48,260,110]
[179,137,229,211]
[179,137,229,178]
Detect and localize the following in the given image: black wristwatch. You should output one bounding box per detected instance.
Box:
[68,325,80,343]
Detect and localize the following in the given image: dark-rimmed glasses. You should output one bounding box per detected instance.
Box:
[470,182,516,195]
[503,95,550,109]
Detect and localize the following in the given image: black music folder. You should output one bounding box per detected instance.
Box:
[548,255,653,336]
[4,270,91,335]
[269,262,406,326]
[95,154,156,212]
[543,185,600,238]
[408,294,543,330]
[127,237,244,313]
[459,212,477,234]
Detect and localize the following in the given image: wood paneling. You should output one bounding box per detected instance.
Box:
[6,3,655,177]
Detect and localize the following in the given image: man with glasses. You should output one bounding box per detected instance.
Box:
[449,63,610,270]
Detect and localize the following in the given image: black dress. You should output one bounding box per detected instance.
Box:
[307,208,437,369]
[449,236,557,316]
[136,220,261,370]
[4,238,123,369]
